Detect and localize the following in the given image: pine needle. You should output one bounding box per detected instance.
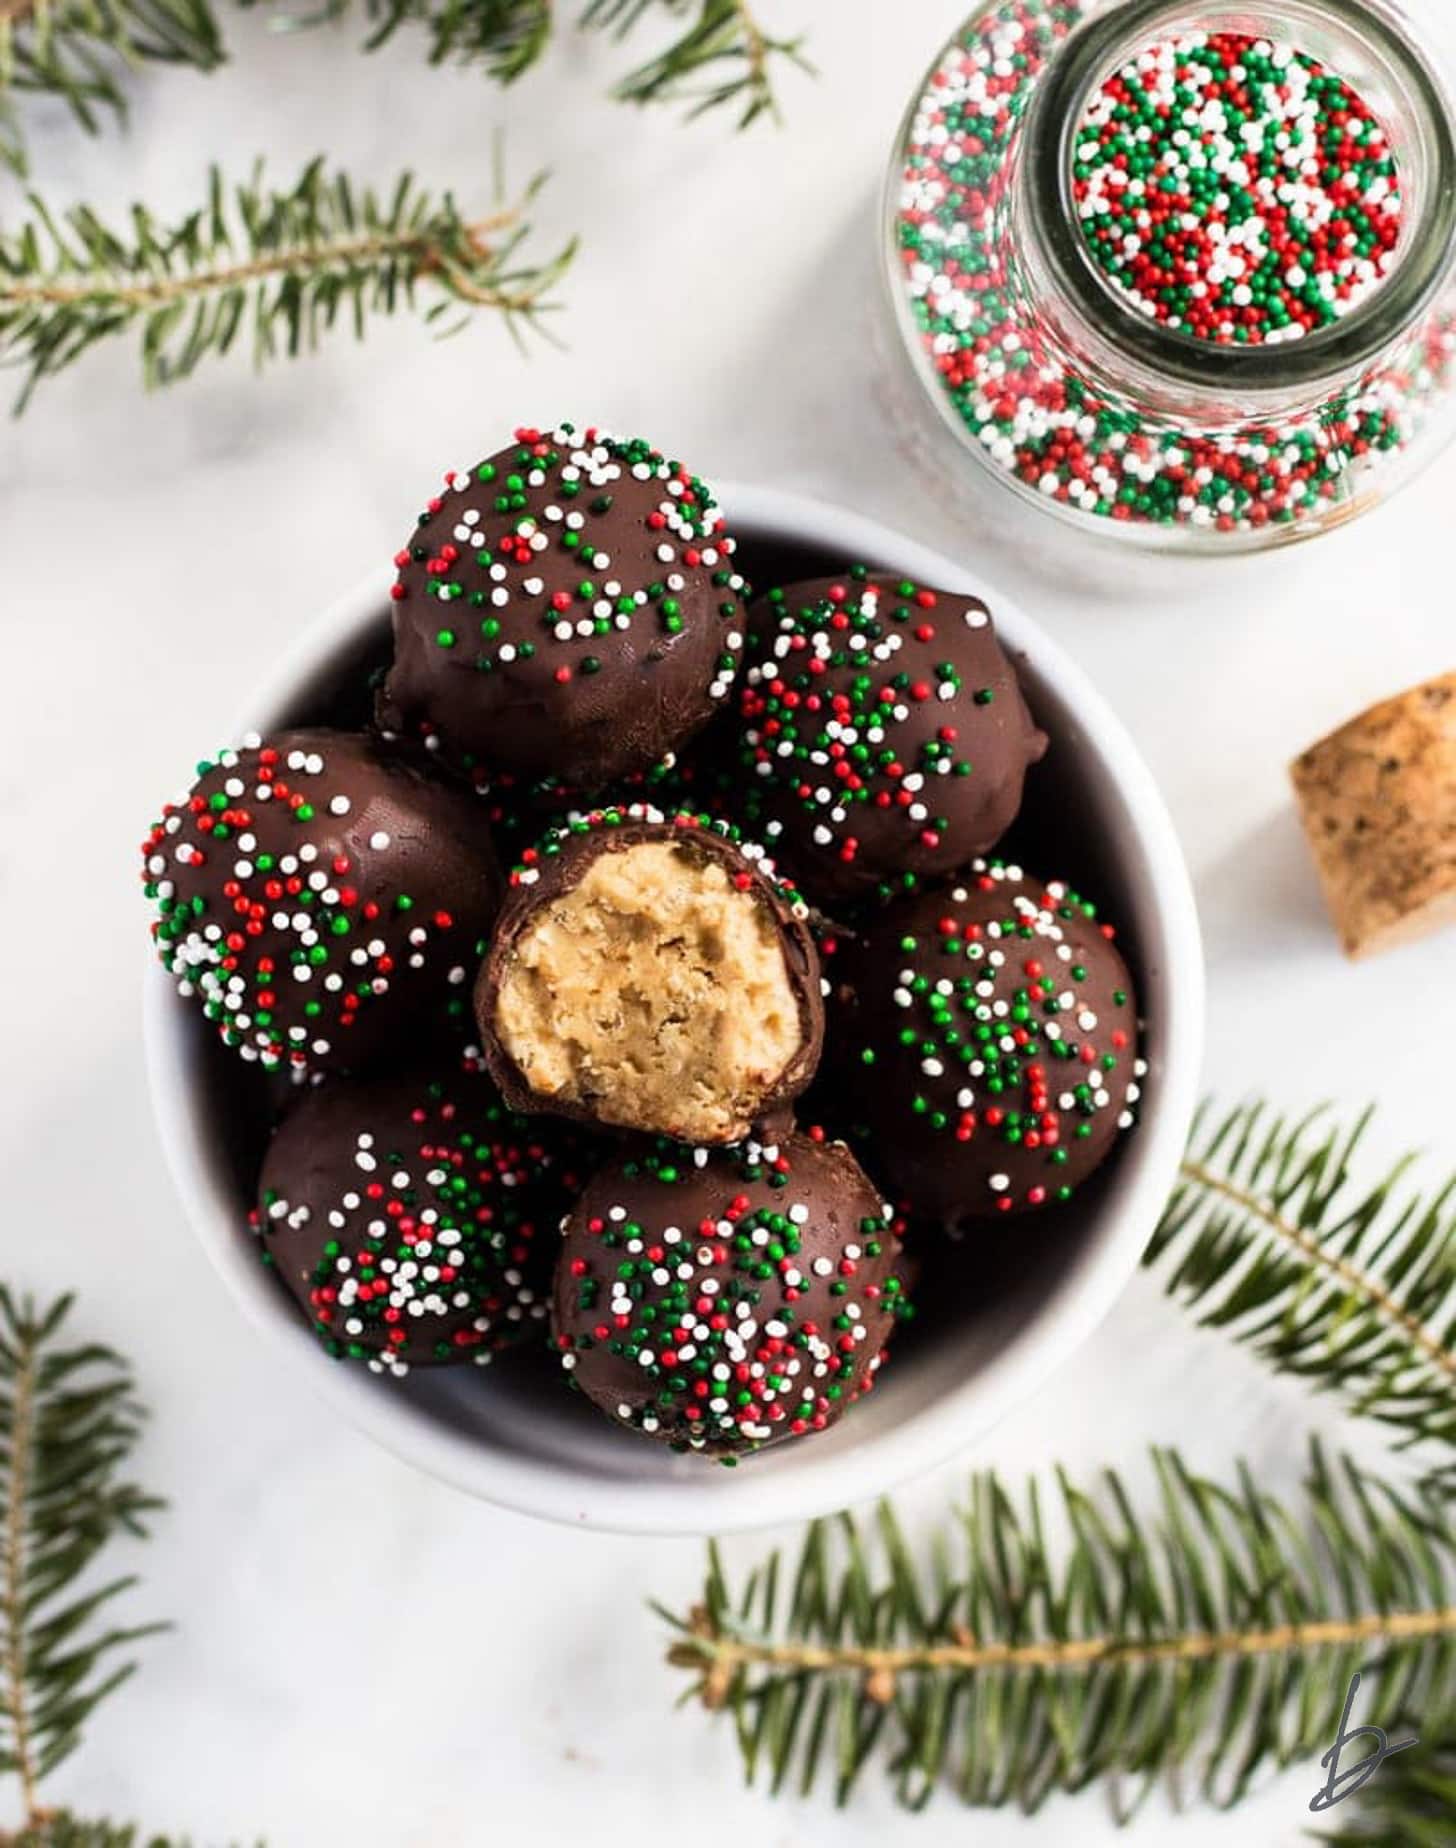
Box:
[1146,1101,1456,1459]
[248,0,808,126]
[0,158,575,410]
[0,0,224,170]
[4,1818,193,1844]
[580,0,810,128]
[662,1443,1456,1817]
[265,0,556,84]
[0,1289,165,1830]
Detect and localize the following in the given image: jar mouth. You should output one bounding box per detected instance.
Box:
[1023,0,1456,390]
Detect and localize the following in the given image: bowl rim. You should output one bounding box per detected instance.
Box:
[143,480,1205,1536]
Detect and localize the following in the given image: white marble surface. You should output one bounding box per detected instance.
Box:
[4,2,1455,1841]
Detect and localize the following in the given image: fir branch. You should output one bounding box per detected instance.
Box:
[4,1817,192,1845]
[581,0,808,127]
[0,95,23,173]
[0,1290,164,1833]
[324,0,554,83]
[661,1444,1456,1816]
[1,1812,260,1844]
[1145,1101,1456,1459]
[0,158,574,411]
[0,0,224,159]
[252,0,807,125]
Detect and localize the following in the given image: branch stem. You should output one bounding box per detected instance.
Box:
[730,0,768,86]
[0,208,520,312]
[2,1316,40,1825]
[1177,1158,1456,1385]
[682,1602,1456,1696]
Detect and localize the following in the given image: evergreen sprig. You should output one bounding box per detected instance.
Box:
[0,0,224,171]
[1146,1101,1456,1461]
[320,0,553,84]
[5,1817,192,1845]
[250,0,804,125]
[0,1289,164,1832]
[581,0,809,128]
[1,95,20,171]
[661,1443,1456,1819]
[0,158,574,409]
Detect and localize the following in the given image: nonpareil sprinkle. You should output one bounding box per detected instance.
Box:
[1073,32,1402,345]
[891,0,1456,537]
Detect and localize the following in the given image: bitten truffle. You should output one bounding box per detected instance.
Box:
[380,422,748,790]
[734,568,1047,904]
[256,1064,593,1375]
[1291,672,1456,958]
[828,861,1142,1224]
[141,729,501,1078]
[553,1132,912,1454]
[477,807,824,1145]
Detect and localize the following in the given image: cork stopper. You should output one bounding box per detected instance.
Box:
[1290,673,1456,959]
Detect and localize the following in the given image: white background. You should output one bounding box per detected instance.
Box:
[3,1,1454,1841]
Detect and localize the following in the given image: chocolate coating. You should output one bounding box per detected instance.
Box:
[828,860,1142,1225]
[735,569,1047,905]
[475,807,825,1141]
[480,746,725,865]
[379,423,748,790]
[553,1132,912,1453]
[257,1064,593,1374]
[141,729,500,1078]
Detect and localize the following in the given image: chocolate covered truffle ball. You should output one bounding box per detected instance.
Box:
[735,568,1047,905]
[553,1132,911,1454]
[829,861,1143,1225]
[141,729,500,1078]
[477,807,823,1145]
[257,1065,592,1375]
[380,423,748,789]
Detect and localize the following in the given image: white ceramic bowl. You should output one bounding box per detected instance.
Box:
[145,484,1204,1536]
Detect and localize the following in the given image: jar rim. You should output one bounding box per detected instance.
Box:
[1022,0,1456,390]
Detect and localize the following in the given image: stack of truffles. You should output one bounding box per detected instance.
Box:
[141,423,1146,1459]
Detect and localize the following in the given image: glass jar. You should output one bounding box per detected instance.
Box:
[880,0,1456,553]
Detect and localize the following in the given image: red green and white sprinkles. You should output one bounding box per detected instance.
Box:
[856,862,1143,1213]
[507,802,810,919]
[141,736,474,1075]
[1074,33,1401,345]
[255,1078,573,1375]
[893,0,1456,535]
[557,1135,911,1455]
[736,565,1024,897]
[393,422,745,702]
[743,574,989,840]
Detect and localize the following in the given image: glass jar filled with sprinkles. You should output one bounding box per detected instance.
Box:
[881,0,1456,551]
